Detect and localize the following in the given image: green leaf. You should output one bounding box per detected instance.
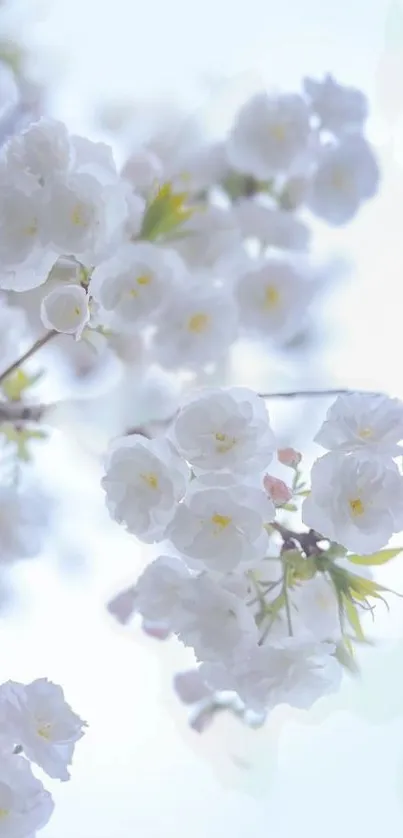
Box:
[2,369,43,402]
[334,640,360,676]
[347,548,402,566]
[0,424,47,461]
[342,595,365,641]
[140,182,195,242]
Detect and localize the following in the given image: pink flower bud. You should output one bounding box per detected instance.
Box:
[264,474,292,507]
[277,447,302,469]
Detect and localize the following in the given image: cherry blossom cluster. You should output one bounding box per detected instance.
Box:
[104,387,403,730]
[0,677,86,836]
[0,73,379,382]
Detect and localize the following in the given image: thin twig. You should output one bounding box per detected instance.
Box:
[0,403,48,423]
[0,331,57,386]
[259,388,380,400]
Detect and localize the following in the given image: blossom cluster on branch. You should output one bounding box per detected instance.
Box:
[106,387,403,731]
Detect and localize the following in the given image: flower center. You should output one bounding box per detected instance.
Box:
[211,513,232,532]
[214,432,237,453]
[187,313,210,333]
[0,809,9,819]
[270,122,286,142]
[358,427,373,439]
[140,472,159,490]
[349,497,364,517]
[264,285,280,309]
[136,273,152,286]
[71,203,88,227]
[37,722,52,740]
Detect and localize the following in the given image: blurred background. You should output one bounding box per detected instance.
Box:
[2,0,403,835]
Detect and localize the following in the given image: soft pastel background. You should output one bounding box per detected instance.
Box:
[3,0,403,835]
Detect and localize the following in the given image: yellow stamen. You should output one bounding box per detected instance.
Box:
[0,809,9,819]
[349,498,364,517]
[264,285,280,309]
[136,273,152,286]
[140,472,159,490]
[74,306,81,316]
[23,221,38,236]
[211,513,232,532]
[71,204,87,227]
[270,123,286,142]
[37,722,52,740]
[358,427,373,439]
[187,313,209,333]
[215,432,237,453]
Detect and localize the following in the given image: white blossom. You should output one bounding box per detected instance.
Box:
[0,753,54,837]
[45,172,128,261]
[177,573,258,661]
[132,555,191,627]
[307,134,379,225]
[173,205,240,269]
[40,284,89,336]
[167,482,274,573]
[228,92,311,179]
[304,74,368,136]
[201,636,341,714]
[3,118,71,194]
[121,148,163,192]
[170,386,276,473]
[303,452,403,553]
[235,255,316,342]
[290,575,341,642]
[89,242,180,328]
[152,284,238,370]
[102,435,190,542]
[2,679,86,782]
[315,392,403,459]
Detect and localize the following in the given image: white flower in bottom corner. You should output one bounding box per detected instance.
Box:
[302,452,403,553]
[1,679,86,782]
[167,482,274,573]
[40,284,89,337]
[201,636,341,714]
[169,386,276,474]
[0,753,54,837]
[314,392,403,459]
[102,435,190,542]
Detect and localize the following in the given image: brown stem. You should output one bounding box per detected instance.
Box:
[0,402,48,423]
[0,331,57,386]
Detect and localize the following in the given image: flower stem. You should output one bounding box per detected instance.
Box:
[283,565,293,637]
[0,331,57,385]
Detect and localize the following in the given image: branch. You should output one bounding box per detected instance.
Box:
[259,388,380,400]
[0,402,48,423]
[0,331,57,386]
